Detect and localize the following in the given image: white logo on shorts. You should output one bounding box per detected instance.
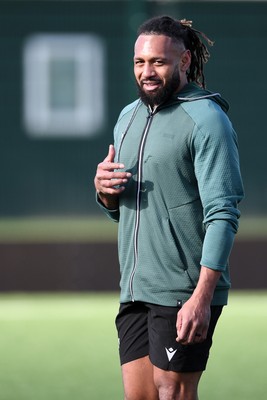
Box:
[165,347,177,362]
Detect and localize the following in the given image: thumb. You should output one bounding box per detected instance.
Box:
[176,311,183,340]
[104,144,116,163]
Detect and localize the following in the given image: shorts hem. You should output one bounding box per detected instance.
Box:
[149,354,208,373]
[120,351,149,366]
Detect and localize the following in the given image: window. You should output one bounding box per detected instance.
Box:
[23,34,105,138]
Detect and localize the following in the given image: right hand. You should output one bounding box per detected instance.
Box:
[94,145,131,207]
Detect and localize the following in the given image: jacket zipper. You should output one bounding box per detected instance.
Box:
[117,100,141,163]
[129,110,154,301]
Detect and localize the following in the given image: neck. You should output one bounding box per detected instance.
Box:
[175,76,188,94]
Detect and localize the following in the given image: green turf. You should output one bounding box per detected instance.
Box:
[0,215,266,242]
[0,293,123,400]
[0,216,118,243]
[0,292,266,400]
[199,291,267,399]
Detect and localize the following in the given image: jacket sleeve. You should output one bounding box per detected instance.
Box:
[191,107,244,271]
[95,119,120,222]
[95,109,123,223]
[95,193,120,223]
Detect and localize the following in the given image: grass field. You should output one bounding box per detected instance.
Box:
[0,291,266,400]
[0,215,267,242]
[0,216,266,398]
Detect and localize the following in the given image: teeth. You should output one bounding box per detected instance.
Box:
[144,83,159,87]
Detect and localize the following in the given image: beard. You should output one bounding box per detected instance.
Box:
[136,68,181,107]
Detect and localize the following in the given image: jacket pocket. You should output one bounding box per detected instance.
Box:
[167,199,205,270]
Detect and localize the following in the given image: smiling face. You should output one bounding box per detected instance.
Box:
[134,34,191,107]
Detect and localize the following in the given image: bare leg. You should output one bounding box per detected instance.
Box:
[122,356,159,400]
[154,366,202,400]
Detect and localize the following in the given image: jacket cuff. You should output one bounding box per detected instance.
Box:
[200,219,236,271]
[96,193,120,222]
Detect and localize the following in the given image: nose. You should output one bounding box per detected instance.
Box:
[142,62,156,78]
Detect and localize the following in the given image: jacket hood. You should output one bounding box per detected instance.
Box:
[175,82,229,113]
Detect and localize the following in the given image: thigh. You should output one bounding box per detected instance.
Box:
[122,356,158,400]
[153,367,202,400]
[115,302,149,365]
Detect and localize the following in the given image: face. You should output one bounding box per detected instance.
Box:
[134,34,190,107]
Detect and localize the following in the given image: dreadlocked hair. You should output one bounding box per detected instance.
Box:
[137,15,214,88]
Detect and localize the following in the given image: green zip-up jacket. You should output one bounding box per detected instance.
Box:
[97,83,244,307]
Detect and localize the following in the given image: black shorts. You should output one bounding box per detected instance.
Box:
[115,302,223,373]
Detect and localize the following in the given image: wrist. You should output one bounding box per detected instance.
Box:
[97,192,119,210]
[192,288,213,306]
[192,266,221,305]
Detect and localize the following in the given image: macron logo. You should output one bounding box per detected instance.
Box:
[165,347,177,362]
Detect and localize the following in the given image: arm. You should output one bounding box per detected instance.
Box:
[176,107,244,345]
[176,266,221,345]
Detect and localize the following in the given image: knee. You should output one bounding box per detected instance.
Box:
[154,370,199,400]
[123,390,157,400]
[154,373,179,398]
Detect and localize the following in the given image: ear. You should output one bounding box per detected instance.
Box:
[180,49,191,72]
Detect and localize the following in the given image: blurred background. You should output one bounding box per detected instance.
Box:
[0,0,266,291]
[0,0,265,285]
[0,1,266,399]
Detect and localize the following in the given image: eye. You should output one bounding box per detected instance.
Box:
[154,60,164,66]
[134,59,144,65]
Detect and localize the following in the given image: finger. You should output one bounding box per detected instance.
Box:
[186,325,201,344]
[177,318,200,345]
[100,184,125,195]
[101,177,130,188]
[97,171,131,183]
[193,332,203,344]
[176,313,191,343]
[200,325,209,341]
[102,145,128,171]
[98,161,126,173]
[191,321,209,343]
[179,330,201,345]
[104,144,116,163]
[176,310,182,341]
[96,172,131,195]
[194,313,210,343]
[178,323,190,341]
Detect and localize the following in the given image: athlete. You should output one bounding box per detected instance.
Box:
[94,15,244,400]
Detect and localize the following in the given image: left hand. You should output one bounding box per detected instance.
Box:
[176,296,211,345]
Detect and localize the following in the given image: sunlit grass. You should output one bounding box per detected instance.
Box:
[0,216,118,243]
[200,291,267,399]
[0,293,122,400]
[0,215,266,242]
[0,292,266,400]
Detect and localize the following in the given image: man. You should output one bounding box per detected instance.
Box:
[94,15,244,400]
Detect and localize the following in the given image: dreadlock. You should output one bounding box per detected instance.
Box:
[137,15,214,89]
